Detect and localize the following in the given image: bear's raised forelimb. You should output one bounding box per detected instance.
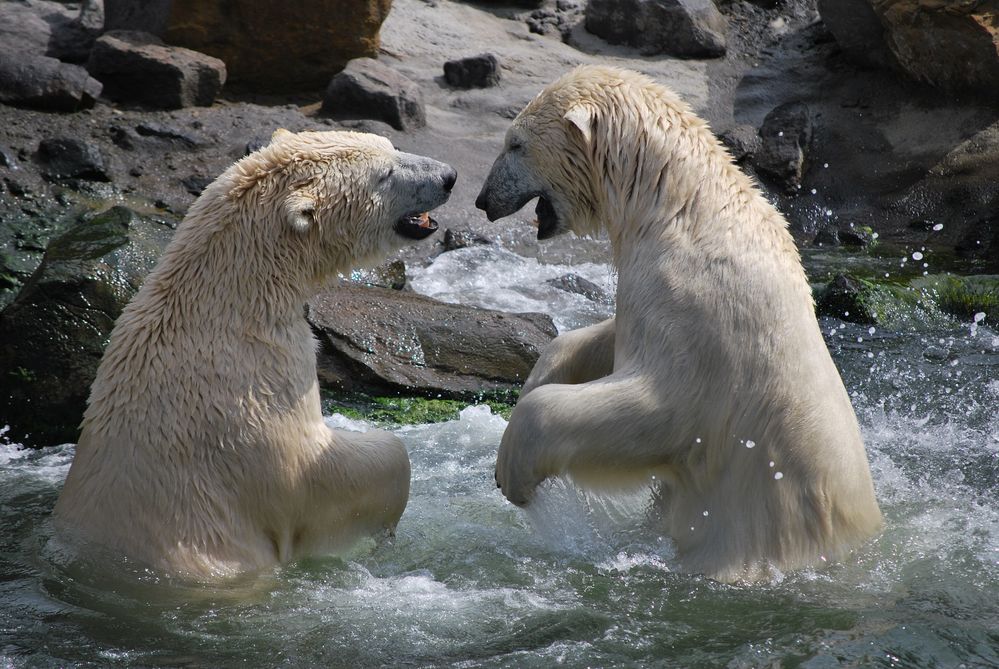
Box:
[302,428,411,545]
[521,317,616,397]
[496,373,669,505]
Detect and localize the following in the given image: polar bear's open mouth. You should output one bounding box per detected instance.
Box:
[395,212,439,240]
[535,196,561,240]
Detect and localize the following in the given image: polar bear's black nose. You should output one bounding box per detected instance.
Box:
[443,167,457,192]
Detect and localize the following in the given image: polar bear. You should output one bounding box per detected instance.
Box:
[53,129,456,579]
[475,66,882,583]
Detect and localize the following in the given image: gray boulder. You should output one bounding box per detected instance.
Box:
[585,0,727,58]
[307,285,557,398]
[753,102,812,193]
[322,58,427,131]
[0,1,104,110]
[0,207,175,447]
[87,31,227,109]
[0,52,102,111]
[444,54,501,89]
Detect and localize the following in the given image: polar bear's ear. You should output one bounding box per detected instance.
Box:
[563,106,593,145]
[284,191,316,233]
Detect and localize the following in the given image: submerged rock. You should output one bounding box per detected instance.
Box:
[546,273,611,303]
[308,285,556,399]
[0,207,174,447]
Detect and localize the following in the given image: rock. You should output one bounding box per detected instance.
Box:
[838,224,874,248]
[181,174,212,196]
[37,138,110,182]
[817,0,894,69]
[820,0,999,97]
[0,0,101,111]
[0,207,174,447]
[87,30,227,110]
[442,228,491,252]
[718,124,761,162]
[584,0,727,58]
[134,122,201,146]
[0,51,102,111]
[0,0,99,62]
[48,0,106,63]
[527,1,584,40]
[815,274,878,324]
[307,285,557,398]
[753,102,812,193]
[546,273,611,302]
[813,227,839,247]
[347,259,408,290]
[0,147,18,169]
[444,54,501,89]
[104,0,392,93]
[322,58,426,131]
[879,1,999,96]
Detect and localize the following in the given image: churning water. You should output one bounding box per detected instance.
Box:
[2,242,998,668]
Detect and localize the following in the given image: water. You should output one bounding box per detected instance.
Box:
[2,243,999,668]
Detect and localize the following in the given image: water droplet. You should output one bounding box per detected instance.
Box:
[810,188,817,195]
[867,352,875,359]
[868,327,876,335]
[774,472,784,480]
[746,440,756,449]
[974,312,986,323]
[695,437,702,443]
[823,162,829,168]
[778,131,784,136]
[702,510,709,517]
[872,232,879,239]
[932,223,943,231]
[912,251,923,261]
[769,461,775,468]
[825,209,833,217]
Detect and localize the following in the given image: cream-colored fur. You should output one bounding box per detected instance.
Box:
[477,66,883,583]
[54,130,455,579]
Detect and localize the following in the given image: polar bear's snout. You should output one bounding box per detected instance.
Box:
[475,150,544,223]
[392,152,457,240]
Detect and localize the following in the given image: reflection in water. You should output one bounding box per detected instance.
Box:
[1,245,997,667]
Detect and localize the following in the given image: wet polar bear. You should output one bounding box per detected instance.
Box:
[54,130,456,579]
[476,66,882,582]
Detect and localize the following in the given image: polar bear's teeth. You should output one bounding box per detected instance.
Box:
[395,212,439,240]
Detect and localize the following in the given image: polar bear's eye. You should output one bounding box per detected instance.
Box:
[508,140,523,151]
[378,167,394,183]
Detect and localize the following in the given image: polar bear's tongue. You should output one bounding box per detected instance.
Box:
[395,212,439,240]
[535,197,559,240]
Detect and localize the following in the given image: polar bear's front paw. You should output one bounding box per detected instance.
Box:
[495,457,544,507]
[495,430,548,507]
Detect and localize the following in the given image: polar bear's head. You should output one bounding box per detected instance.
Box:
[224,129,456,277]
[475,66,695,241]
